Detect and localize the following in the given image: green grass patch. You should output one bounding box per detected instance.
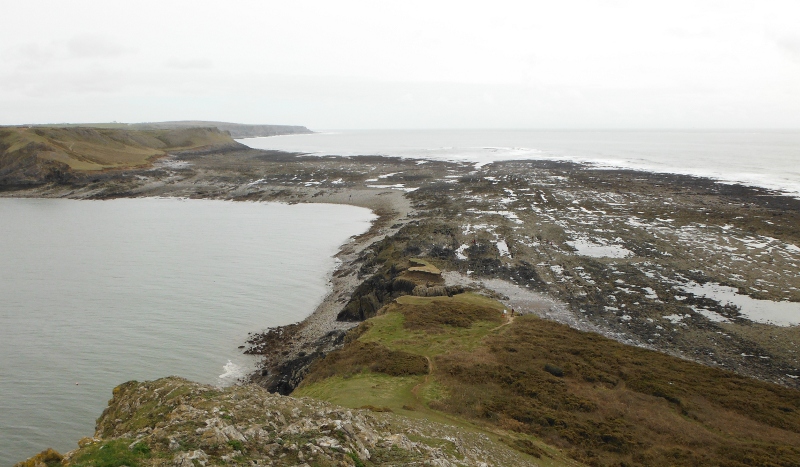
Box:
[392,294,504,330]
[227,439,244,452]
[368,313,499,356]
[348,451,366,467]
[163,384,193,401]
[301,290,800,466]
[70,439,151,467]
[360,300,504,358]
[295,373,422,411]
[303,341,428,384]
[500,437,551,459]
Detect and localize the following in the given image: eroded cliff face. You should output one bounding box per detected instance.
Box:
[18,377,535,467]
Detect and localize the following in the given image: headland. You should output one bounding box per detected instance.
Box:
[6,125,800,466]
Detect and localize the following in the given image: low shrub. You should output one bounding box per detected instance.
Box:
[303,341,428,384]
[399,300,502,330]
[544,363,564,377]
[70,439,151,467]
[432,315,800,466]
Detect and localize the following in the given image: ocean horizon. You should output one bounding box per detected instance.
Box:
[239,129,800,198]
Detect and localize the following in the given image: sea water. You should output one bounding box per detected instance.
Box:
[0,198,375,465]
[239,129,800,197]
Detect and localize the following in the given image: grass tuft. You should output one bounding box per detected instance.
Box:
[387,294,503,331]
[70,439,151,467]
[348,452,366,467]
[303,341,428,384]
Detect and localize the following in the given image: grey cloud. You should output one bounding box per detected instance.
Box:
[16,43,55,62]
[0,67,130,99]
[164,57,214,70]
[775,36,800,63]
[3,42,58,70]
[67,35,134,58]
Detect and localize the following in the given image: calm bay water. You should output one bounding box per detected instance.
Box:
[240,129,800,197]
[0,198,375,465]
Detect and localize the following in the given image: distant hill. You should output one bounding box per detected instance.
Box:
[0,126,242,186]
[126,121,314,138]
[27,121,315,139]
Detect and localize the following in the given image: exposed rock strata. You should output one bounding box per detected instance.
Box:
[16,377,536,466]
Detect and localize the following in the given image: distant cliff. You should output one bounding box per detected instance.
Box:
[0,126,242,186]
[128,121,314,138]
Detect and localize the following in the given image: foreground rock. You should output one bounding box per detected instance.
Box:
[18,377,535,466]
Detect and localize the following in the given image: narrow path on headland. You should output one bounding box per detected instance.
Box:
[411,314,514,404]
[490,314,515,332]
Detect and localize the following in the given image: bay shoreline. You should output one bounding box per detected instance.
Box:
[3,146,799,392]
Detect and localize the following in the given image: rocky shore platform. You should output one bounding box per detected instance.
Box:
[7,144,797,388]
[7,142,800,466]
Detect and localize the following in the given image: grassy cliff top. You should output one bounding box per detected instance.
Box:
[0,125,245,186]
[15,121,314,138]
[0,126,238,172]
[296,287,800,467]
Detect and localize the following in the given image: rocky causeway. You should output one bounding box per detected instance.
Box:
[5,132,800,466]
[6,143,798,389]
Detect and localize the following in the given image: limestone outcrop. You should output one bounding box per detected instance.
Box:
[17,377,533,466]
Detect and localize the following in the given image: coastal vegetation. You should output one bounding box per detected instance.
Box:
[0,126,241,184]
[20,376,543,466]
[297,269,800,466]
[7,124,800,466]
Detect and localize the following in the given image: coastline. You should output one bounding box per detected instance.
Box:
[2,145,799,392]
[243,188,416,392]
[236,129,800,200]
[6,143,800,465]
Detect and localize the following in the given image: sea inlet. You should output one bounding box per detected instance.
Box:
[0,197,375,465]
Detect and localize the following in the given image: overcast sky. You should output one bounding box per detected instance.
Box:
[1,0,799,129]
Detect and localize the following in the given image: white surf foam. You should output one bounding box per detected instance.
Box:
[238,130,800,198]
[218,360,247,386]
